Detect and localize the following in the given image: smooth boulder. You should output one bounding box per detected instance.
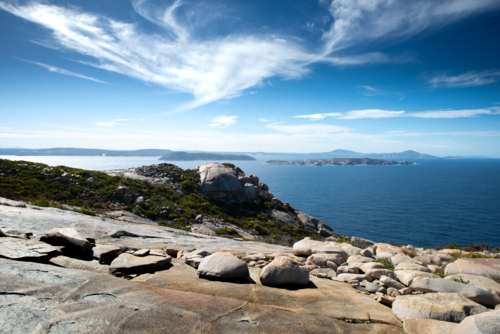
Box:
[451,310,500,334]
[260,257,309,285]
[198,163,245,200]
[392,293,488,323]
[445,274,500,298]
[445,262,500,281]
[197,252,249,278]
[395,270,440,286]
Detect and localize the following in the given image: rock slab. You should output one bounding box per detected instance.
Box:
[0,237,60,260]
[110,253,171,274]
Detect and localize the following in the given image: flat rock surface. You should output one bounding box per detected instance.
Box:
[110,253,171,274]
[49,255,110,275]
[137,258,402,327]
[445,262,500,281]
[392,293,488,323]
[0,257,402,333]
[403,319,457,334]
[0,236,60,259]
[445,274,500,297]
[0,199,292,254]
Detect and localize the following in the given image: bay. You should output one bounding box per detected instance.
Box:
[1,154,499,249]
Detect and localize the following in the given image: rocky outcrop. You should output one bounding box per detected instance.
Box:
[403,319,457,334]
[199,163,245,200]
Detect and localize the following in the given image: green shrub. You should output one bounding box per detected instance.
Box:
[375,259,394,271]
[78,207,97,216]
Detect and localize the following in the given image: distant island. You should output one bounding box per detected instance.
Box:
[0,148,173,157]
[264,158,415,166]
[159,152,256,161]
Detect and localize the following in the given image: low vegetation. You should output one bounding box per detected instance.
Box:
[375,258,395,271]
[0,159,321,242]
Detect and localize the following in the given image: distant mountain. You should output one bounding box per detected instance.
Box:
[0,148,172,157]
[265,158,415,166]
[159,152,256,161]
[366,150,436,159]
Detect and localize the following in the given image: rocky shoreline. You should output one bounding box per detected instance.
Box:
[264,157,415,166]
[1,160,499,333]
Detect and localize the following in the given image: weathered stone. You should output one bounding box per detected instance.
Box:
[292,238,347,259]
[409,277,500,306]
[337,266,359,274]
[347,255,375,264]
[336,273,372,282]
[271,209,297,226]
[185,257,203,269]
[165,245,195,258]
[198,252,249,278]
[403,319,457,334]
[365,268,396,280]
[310,268,334,276]
[415,254,454,265]
[391,253,415,266]
[445,274,500,297]
[445,262,500,281]
[110,253,171,274]
[380,276,405,290]
[359,262,386,273]
[387,287,401,297]
[199,163,245,200]
[392,293,488,323]
[451,310,500,334]
[133,249,150,256]
[394,263,432,272]
[92,245,121,263]
[260,257,309,285]
[0,237,60,260]
[377,295,395,305]
[243,183,258,201]
[395,270,440,286]
[49,256,110,275]
[360,249,373,257]
[306,253,343,268]
[438,249,462,256]
[366,282,386,293]
[44,228,92,252]
[428,265,444,274]
[296,212,336,237]
[339,244,362,257]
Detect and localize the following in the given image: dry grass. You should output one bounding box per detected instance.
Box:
[402,247,418,258]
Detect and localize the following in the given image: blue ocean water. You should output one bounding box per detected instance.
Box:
[1,155,499,249]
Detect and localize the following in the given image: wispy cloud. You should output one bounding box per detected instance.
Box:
[259,118,273,122]
[424,70,500,89]
[322,0,500,54]
[17,58,108,84]
[115,119,136,122]
[357,85,405,99]
[208,115,237,128]
[1,0,497,111]
[296,107,500,120]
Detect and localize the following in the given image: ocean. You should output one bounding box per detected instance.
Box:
[1,155,499,249]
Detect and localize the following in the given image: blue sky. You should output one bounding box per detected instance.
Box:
[1,0,500,156]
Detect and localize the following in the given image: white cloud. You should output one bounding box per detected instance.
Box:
[1,0,497,112]
[114,119,136,122]
[92,122,117,127]
[259,118,273,122]
[425,70,500,89]
[208,115,237,128]
[295,107,500,120]
[17,59,108,84]
[322,0,500,54]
